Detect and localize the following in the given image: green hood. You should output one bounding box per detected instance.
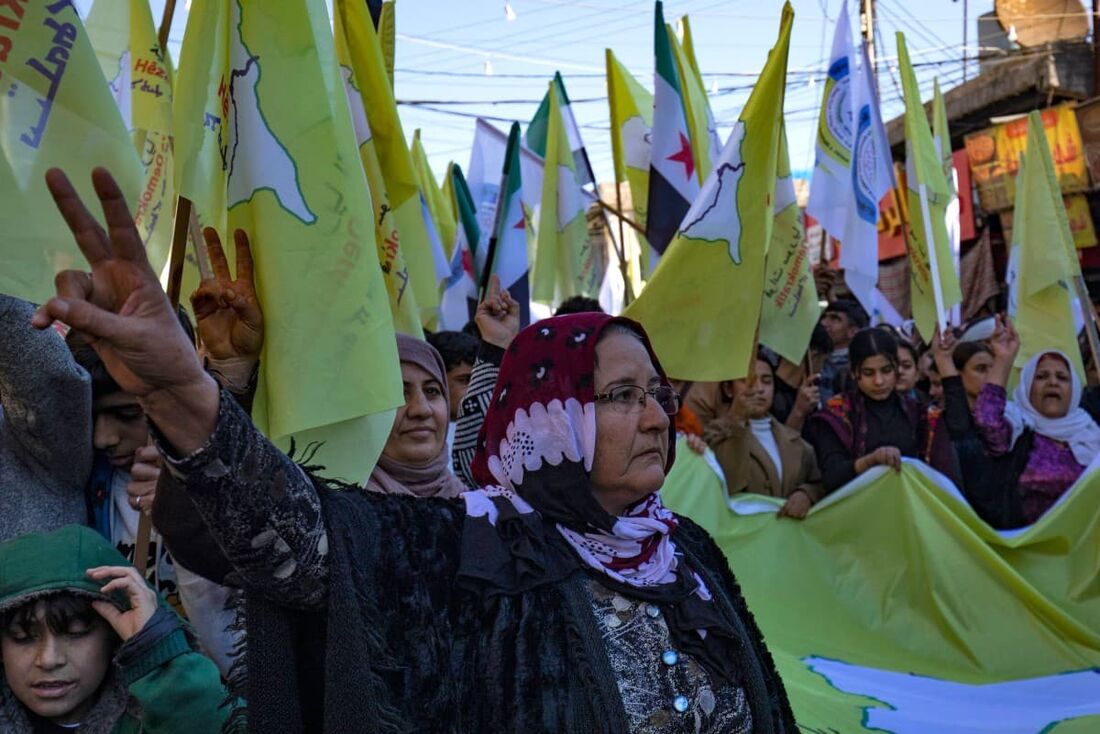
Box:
[0,525,130,614]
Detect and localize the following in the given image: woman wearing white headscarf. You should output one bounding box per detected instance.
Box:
[971,317,1100,526]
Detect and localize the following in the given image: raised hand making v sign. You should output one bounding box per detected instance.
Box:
[190,228,264,365]
[31,168,220,456]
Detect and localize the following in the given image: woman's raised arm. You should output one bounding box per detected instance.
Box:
[32,167,329,608]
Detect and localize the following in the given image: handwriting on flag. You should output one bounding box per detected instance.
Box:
[9,0,77,149]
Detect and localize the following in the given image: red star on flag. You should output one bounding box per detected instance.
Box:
[514,215,526,230]
[461,247,476,278]
[666,132,694,181]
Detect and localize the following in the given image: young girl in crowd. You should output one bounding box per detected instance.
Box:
[704,353,824,518]
[968,317,1100,527]
[894,339,922,401]
[807,328,953,492]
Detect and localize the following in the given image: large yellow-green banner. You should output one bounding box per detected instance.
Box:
[663,441,1100,732]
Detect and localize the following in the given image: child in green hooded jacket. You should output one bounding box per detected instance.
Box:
[0,525,231,733]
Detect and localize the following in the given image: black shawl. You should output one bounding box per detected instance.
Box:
[238,485,796,733]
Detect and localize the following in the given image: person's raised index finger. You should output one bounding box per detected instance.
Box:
[45,168,112,266]
[232,229,254,284]
[203,227,230,281]
[486,273,501,300]
[90,168,147,266]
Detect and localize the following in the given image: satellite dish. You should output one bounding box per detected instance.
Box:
[995,0,1089,47]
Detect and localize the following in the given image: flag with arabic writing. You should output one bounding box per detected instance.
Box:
[760,125,820,364]
[898,32,961,339]
[0,0,144,304]
[335,0,443,325]
[86,0,178,287]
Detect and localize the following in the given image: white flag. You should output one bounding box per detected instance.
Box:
[842,41,894,318]
[468,118,543,274]
[807,0,854,237]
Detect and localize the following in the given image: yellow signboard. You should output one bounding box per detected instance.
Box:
[965,104,1089,211]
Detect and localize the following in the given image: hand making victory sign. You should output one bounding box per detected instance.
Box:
[31,167,220,455]
[191,227,264,364]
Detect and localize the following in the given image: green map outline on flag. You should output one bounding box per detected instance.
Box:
[677,122,746,265]
[224,0,316,225]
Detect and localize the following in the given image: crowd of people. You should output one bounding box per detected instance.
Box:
[2,166,1099,732]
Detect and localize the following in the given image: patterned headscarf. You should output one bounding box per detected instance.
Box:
[462,313,741,686]
[470,312,676,531]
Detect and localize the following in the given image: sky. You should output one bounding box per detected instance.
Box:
[76,0,997,184]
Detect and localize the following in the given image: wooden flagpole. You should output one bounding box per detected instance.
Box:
[157,0,177,51]
[610,182,635,304]
[594,196,645,236]
[134,0,185,577]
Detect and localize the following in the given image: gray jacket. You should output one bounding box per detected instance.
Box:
[0,295,91,541]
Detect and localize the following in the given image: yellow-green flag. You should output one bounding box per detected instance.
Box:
[412,130,455,261]
[1008,112,1085,378]
[681,15,703,79]
[0,2,144,304]
[380,0,396,89]
[336,0,440,325]
[533,82,601,305]
[625,4,793,381]
[898,33,962,339]
[174,0,402,483]
[606,48,653,292]
[932,78,956,199]
[441,160,458,226]
[760,125,821,364]
[335,3,422,337]
[668,18,718,183]
[86,0,178,286]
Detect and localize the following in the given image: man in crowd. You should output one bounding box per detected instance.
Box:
[426,331,479,422]
[817,299,868,402]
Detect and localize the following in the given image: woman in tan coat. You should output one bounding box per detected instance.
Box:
[703,354,825,519]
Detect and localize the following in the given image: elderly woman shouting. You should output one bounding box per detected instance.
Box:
[970,316,1100,527]
[33,169,795,733]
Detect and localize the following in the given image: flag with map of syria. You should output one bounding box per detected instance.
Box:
[173,0,402,483]
[625,3,793,382]
[659,452,1100,734]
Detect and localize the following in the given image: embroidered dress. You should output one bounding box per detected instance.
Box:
[587,580,753,734]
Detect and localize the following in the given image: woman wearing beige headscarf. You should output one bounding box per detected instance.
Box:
[366,334,468,499]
